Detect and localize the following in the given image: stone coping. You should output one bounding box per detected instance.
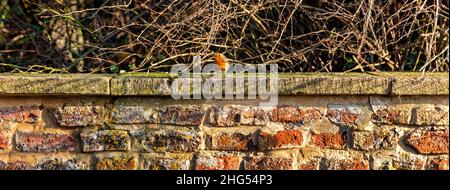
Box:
[0,72,448,96]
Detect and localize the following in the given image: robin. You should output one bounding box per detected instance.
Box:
[214,53,230,73]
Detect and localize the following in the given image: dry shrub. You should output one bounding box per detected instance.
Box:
[0,0,448,73]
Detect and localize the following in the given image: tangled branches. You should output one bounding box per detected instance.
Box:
[0,0,448,73]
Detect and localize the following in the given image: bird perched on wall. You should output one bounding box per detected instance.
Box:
[214,53,230,73]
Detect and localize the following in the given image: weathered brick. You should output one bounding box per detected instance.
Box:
[195,155,241,170]
[209,105,270,127]
[0,106,41,123]
[298,148,322,170]
[54,105,105,127]
[323,157,369,170]
[81,130,130,152]
[406,127,448,154]
[95,154,138,170]
[326,104,371,129]
[352,127,399,151]
[271,105,299,123]
[244,156,294,170]
[111,106,159,124]
[134,127,202,153]
[413,105,449,126]
[240,106,269,126]
[0,126,11,151]
[258,126,303,150]
[270,105,321,124]
[141,154,192,170]
[209,105,240,127]
[2,161,34,170]
[0,160,6,170]
[160,105,204,126]
[310,131,347,149]
[426,157,449,170]
[371,153,426,170]
[370,97,413,125]
[36,157,90,170]
[15,131,77,152]
[209,131,254,151]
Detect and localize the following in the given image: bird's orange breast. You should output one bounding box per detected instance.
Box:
[214,53,229,71]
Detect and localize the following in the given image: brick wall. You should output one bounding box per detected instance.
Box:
[0,73,448,170]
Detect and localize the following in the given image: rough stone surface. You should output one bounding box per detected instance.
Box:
[352,127,399,151]
[0,74,111,95]
[160,105,204,126]
[413,105,449,126]
[392,75,449,95]
[370,97,413,125]
[195,155,241,170]
[111,76,170,96]
[270,105,321,124]
[141,154,192,170]
[426,157,449,170]
[54,105,105,127]
[0,161,34,170]
[15,131,77,152]
[277,76,391,95]
[323,157,370,170]
[244,156,294,170]
[370,153,426,170]
[111,106,159,124]
[36,157,90,170]
[209,105,269,127]
[134,127,202,153]
[326,104,371,129]
[81,130,130,152]
[406,127,449,155]
[95,154,138,170]
[310,131,347,149]
[209,131,255,151]
[0,106,41,123]
[0,126,12,151]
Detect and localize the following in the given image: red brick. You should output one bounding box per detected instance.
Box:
[209,132,254,151]
[53,105,105,127]
[0,133,8,150]
[15,131,77,152]
[81,130,130,152]
[270,105,321,123]
[310,132,346,149]
[326,104,371,128]
[195,156,240,170]
[0,106,41,123]
[406,128,448,154]
[244,156,294,170]
[258,129,303,150]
